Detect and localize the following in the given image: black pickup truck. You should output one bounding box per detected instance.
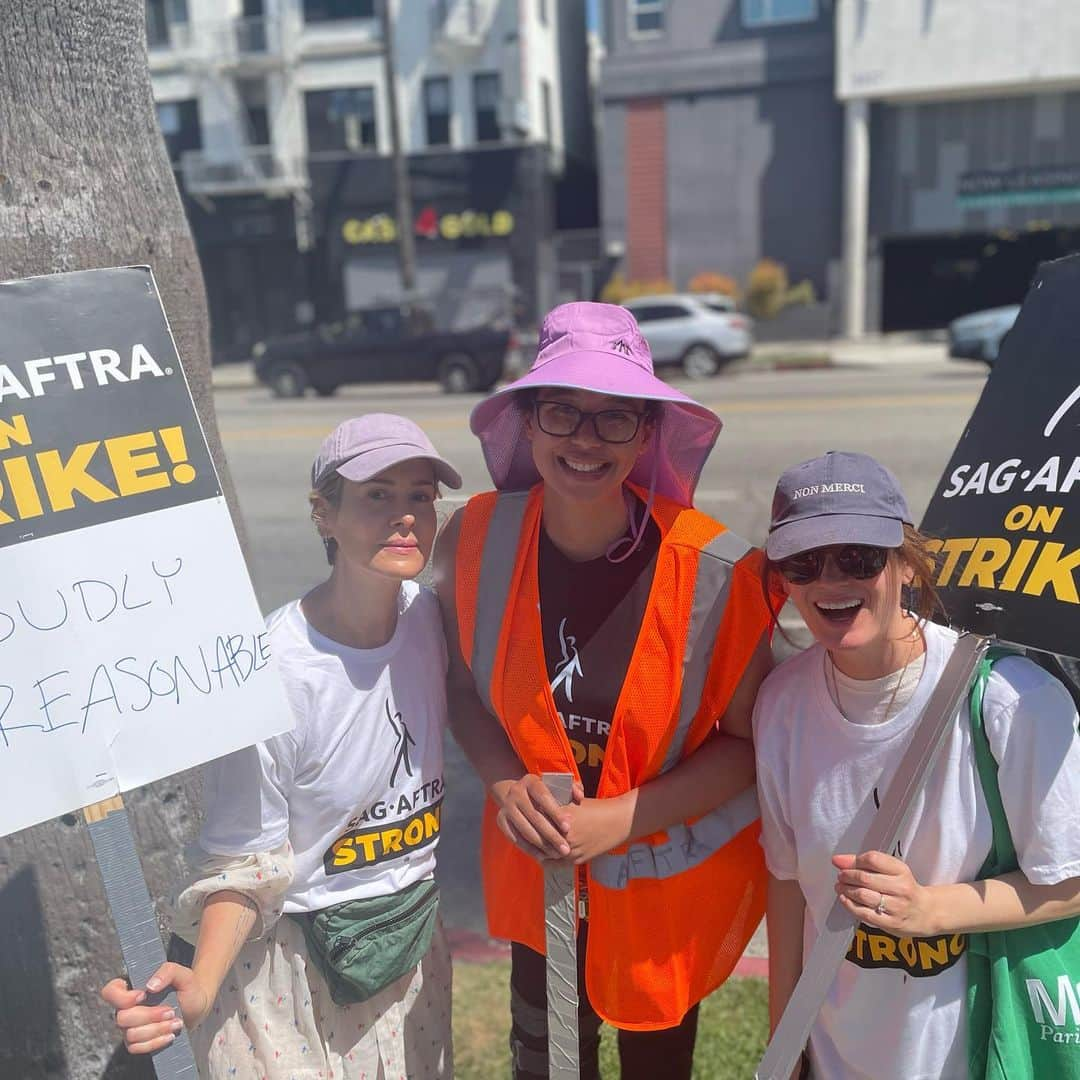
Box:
[252,302,511,397]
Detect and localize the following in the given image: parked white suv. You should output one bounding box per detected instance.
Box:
[623,294,753,378]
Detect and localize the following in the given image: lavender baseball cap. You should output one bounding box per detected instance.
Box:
[766,451,912,561]
[311,413,462,490]
[470,302,721,506]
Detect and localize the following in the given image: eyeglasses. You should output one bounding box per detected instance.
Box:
[533,400,645,445]
[775,544,890,585]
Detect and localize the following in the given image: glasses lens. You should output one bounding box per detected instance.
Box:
[777,551,824,585]
[834,545,890,579]
[594,409,642,444]
[535,401,581,436]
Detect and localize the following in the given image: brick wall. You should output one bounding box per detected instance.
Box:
[625,99,668,281]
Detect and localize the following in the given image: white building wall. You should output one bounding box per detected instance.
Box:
[149,0,574,174]
[838,0,1080,102]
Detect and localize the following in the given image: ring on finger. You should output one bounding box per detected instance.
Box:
[875,893,887,916]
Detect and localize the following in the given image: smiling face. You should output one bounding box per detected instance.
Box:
[779,546,915,664]
[524,387,652,505]
[315,459,438,582]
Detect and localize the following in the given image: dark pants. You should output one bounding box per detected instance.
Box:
[509,926,699,1080]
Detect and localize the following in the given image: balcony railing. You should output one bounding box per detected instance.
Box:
[180,148,304,196]
[205,16,283,65]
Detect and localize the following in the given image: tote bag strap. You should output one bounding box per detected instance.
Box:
[968,646,1020,876]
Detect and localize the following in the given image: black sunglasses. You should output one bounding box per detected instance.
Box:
[775,544,891,585]
[533,400,645,445]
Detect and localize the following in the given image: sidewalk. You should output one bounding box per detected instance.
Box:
[212,335,950,393]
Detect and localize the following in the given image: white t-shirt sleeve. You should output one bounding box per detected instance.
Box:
[198,732,299,856]
[753,690,799,880]
[983,657,1080,885]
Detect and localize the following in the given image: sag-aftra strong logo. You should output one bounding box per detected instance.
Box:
[323,797,443,875]
[845,925,966,977]
[1026,975,1080,1046]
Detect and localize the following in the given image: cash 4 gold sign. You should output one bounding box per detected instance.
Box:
[920,255,1080,653]
[342,205,514,245]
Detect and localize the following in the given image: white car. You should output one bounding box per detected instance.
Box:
[623,294,753,378]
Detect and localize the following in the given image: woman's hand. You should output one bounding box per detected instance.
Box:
[492,774,585,862]
[833,851,943,937]
[101,962,213,1054]
[558,796,635,865]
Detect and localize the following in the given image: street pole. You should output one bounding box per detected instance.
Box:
[380,0,417,294]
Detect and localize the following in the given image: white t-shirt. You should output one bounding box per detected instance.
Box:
[198,582,448,913]
[754,621,1080,1080]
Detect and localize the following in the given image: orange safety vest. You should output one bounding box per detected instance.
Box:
[456,483,772,1030]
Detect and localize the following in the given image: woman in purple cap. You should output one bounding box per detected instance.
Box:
[755,450,1080,1080]
[103,414,461,1079]
[435,302,775,1078]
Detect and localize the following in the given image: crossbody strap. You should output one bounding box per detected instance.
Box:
[968,646,1019,876]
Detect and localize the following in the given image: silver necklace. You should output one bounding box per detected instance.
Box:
[826,631,921,725]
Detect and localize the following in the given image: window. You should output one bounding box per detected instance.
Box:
[741,0,817,29]
[424,77,451,147]
[145,0,189,49]
[629,0,664,37]
[156,99,201,161]
[473,73,501,143]
[302,0,374,23]
[305,87,377,153]
[630,303,689,322]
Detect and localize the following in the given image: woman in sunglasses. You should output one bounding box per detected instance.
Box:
[754,450,1080,1080]
[435,302,774,1078]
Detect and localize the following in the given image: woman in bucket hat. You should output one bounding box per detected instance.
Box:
[103,414,460,1079]
[754,451,1080,1080]
[435,302,774,1078]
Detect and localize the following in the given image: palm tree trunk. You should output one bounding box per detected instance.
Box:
[0,3,243,1075]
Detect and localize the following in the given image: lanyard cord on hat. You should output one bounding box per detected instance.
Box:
[606,414,660,564]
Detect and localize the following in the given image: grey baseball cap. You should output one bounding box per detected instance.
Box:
[311,413,462,490]
[766,450,911,561]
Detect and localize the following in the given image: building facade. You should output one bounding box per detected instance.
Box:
[147,0,592,359]
[598,0,842,312]
[837,0,1080,333]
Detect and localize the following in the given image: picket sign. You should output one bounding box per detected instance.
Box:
[0,268,295,1077]
[85,794,198,1078]
[543,773,580,1080]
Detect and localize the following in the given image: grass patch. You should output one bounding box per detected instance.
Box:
[453,959,768,1079]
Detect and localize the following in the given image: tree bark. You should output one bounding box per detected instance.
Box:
[0,4,243,1076]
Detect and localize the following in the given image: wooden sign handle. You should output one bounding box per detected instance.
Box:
[85,794,199,1079]
[542,773,580,1080]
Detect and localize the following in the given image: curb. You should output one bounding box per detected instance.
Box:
[446,927,768,980]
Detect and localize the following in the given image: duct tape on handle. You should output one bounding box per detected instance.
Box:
[542,772,579,1080]
[87,804,200,1079]
[755,633,988,1080]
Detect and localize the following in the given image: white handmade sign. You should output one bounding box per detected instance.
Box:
[0,266,293,839]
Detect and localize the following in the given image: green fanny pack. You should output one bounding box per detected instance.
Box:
[292,877,440,1006]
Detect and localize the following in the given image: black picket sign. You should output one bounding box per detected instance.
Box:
[920,253,1080,660]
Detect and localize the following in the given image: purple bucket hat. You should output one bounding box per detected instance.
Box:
[312,413,462,490]
[469,302,721,506]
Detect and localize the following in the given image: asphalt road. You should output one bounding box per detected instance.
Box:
[215,357,989,935]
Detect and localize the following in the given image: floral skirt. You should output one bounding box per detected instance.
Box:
[190,914,453,1080]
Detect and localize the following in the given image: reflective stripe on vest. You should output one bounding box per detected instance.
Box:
[591,527,758,891]
[470,490,530,715]
[471,493,760,890]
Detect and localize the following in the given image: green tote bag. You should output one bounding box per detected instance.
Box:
[966,646,1080,1079]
